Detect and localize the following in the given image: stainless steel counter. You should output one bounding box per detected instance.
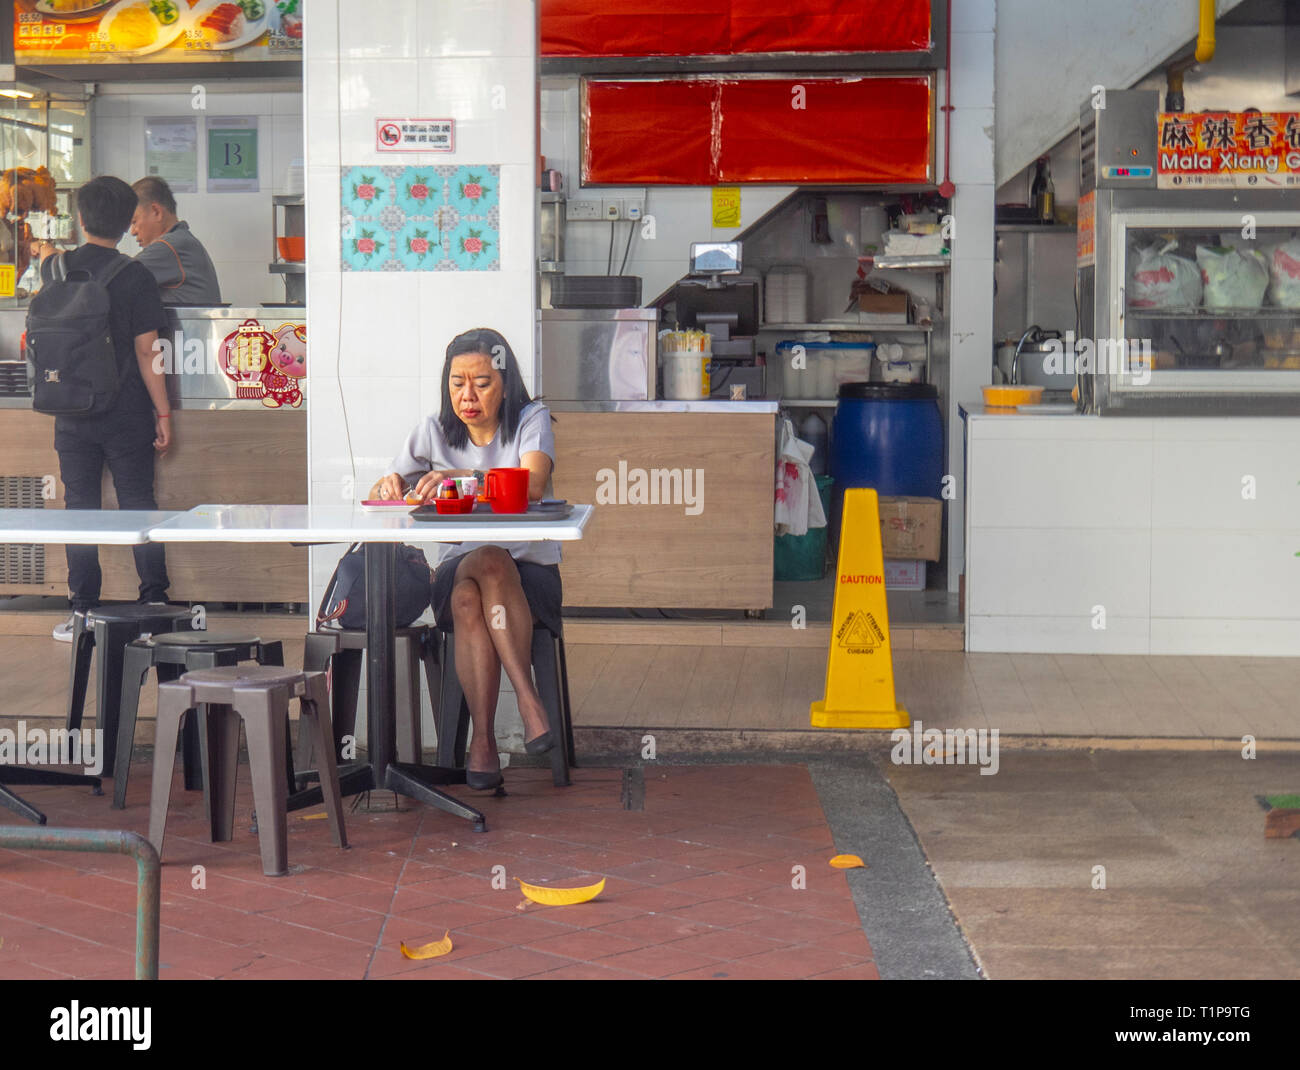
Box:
[546,399,779,414]
[0,304,307,411]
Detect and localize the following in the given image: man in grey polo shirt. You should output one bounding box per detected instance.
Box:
[130,176,222,306]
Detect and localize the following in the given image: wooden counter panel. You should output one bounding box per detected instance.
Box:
[550,411,774,610]
[0,409,307,602]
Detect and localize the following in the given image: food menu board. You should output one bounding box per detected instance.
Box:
[1157,112,1300,189]
[14,0,303,63]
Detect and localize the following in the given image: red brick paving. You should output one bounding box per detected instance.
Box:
[0,763,877,979]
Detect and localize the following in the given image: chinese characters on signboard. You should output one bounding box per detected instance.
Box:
[1157,112,1300,188]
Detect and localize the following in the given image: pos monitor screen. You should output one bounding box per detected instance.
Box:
[689,241,742,276]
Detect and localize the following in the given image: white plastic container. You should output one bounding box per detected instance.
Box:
[816,352,837,398]
[764,265,810,324]
[879,359,926,383]
[835,346,875,389]
[664,352,711,399]
[884,558,926,590]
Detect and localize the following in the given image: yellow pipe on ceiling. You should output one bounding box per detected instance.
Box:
[1195,0,1216,63]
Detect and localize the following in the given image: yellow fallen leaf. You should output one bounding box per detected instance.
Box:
[300,812,327,821]
[829,854,866,869]
[400,931,453,959]
[515,877,606,906]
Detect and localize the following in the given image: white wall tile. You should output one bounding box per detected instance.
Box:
[969,439,1151,528]
[1150,618,1300,658]
[1151,531,1300,619]
[950,0,995,33]
[949,106,994,186]
[416,0,538,59]
[951,182,994,261]
[338,0,419,59]
[968,528,1150,618]
[951,32,994,110]
[415,58,536,166]
[968,615,1149,654]
[1151,436,1300,531]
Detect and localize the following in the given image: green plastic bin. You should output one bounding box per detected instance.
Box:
[774,476,834,581]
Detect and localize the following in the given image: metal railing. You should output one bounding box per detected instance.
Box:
[0,827,160,979]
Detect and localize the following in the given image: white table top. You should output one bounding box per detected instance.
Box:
[0,509,180,545]
[146,504,593,544]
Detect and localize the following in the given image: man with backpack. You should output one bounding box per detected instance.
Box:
[28,175,173,641]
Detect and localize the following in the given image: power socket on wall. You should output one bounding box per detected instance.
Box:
[565,199,602,221]
[602,197,622,221]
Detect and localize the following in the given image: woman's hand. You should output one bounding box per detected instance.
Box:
[412,470,451,501]
[372,473,407,501]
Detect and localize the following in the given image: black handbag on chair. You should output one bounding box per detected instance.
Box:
[317,543,433,629]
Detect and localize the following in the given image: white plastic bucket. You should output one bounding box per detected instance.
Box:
[664,352,711,399]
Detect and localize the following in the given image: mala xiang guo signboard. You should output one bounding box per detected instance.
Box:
[13,0,302,63]
[1157,111,1300,189]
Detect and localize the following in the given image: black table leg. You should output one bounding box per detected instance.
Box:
[362,542,485,831]
[0,767,103,826]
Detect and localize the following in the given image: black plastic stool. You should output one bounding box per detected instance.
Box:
[293,626,439,786]
[434,621,575,788]
[66,604,196,781]
[112,632,285,810]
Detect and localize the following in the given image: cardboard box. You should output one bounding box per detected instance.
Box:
[878,496,942,562]
[857,292,909,324]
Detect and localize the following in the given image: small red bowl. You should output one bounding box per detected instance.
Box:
[433,496,475,515]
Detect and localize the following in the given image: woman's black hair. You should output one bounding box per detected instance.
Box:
[439,328,534,450]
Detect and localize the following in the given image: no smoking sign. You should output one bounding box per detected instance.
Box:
[375,118,454,153]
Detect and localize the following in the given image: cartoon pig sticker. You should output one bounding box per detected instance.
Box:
[262,324,306,408]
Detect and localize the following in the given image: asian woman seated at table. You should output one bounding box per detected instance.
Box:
[369,328,559,792]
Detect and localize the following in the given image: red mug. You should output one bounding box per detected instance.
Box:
[484,467,529,514]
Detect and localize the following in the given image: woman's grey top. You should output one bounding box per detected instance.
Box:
[390,400,560,567]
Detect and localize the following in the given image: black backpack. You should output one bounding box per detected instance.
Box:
[26,251,134,416]
[317,543,434,630]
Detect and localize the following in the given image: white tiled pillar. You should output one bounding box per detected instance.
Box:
[944,0,996,594]
[304,0,538,748]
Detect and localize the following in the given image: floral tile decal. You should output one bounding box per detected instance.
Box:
[341,164,500,272]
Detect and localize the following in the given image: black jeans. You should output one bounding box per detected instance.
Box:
[55,409,169,612]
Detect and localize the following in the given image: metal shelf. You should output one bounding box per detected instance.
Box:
[871,254,951,270]
[759,321,933,333]
[995,223,1077,233]
[1126,307,1300,320]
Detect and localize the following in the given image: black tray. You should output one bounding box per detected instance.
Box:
[410,502,574,523]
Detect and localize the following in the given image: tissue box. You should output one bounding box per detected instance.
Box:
[878,496,942,561]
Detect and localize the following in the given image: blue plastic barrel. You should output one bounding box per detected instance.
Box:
[830,382,944,544]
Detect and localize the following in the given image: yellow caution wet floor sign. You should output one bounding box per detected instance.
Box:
[811,487,910,730]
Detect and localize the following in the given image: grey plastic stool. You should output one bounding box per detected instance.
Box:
[66,603,196,778]
[293,626,439,785]
[148,665,347,877]
[112,632,286,810]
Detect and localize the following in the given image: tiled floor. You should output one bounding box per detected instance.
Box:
[886,749,1300,980]
[0,764,877,980]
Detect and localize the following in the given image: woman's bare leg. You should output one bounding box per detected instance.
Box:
[449,547,550,742]
[450,576,503,772]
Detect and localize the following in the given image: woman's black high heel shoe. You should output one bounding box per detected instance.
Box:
[466,767,504,790]
[524,731,554,755]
